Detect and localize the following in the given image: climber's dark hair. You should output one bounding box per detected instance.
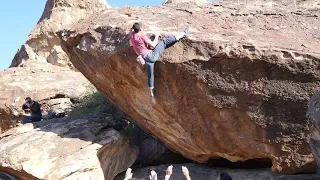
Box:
[132,22,142,33]
[25,97,32,104]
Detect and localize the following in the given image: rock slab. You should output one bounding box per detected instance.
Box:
[0,115,138,180]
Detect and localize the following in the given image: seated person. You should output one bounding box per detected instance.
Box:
[22,97,42,123]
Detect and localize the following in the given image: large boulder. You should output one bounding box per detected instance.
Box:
[0,115,138,180]
[0,60,92,133]
[10,0,109,68]
[59,1,320,174]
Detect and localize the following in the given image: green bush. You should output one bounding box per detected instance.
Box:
[71,90,149,141]
[71,91,118,116]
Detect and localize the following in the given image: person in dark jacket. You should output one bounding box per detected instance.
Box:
[22,97,42,123]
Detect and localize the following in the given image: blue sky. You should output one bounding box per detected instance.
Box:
[0,0,163,71]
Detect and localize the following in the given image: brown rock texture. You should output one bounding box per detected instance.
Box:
[0,108,13,135]
[59,1,320,174]
[0,60,92,133]
[0,115,138,180]
[10,0,109,68]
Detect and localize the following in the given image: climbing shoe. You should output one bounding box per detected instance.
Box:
[183,26,190,38]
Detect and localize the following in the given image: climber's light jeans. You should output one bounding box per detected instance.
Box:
[144,36,177,88]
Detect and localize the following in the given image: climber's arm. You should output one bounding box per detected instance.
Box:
[144,32,160,49]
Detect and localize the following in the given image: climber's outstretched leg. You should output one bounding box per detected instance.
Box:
[144,26,189,96]
[146,26,190,63]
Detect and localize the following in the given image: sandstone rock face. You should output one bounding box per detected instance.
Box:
[46,98,72,114]
[0,108,14,135]
[0,60,91,133]
[10,0,109,68]
[0,115,138,180]
[115,163,320,180]
[59,2,320,174]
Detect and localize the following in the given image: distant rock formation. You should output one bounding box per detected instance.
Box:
[0,115,138,180]
[59,1,320,174]
[163,0,208,4]
[10,0,109,68]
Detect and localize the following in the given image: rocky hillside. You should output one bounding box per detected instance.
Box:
[10,0,109,68]
[59,0,320,174]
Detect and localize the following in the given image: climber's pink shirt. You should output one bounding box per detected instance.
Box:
[130,32,152,57]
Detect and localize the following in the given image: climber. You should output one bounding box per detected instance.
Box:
[130,22,189,96]
[22,97,42,123]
